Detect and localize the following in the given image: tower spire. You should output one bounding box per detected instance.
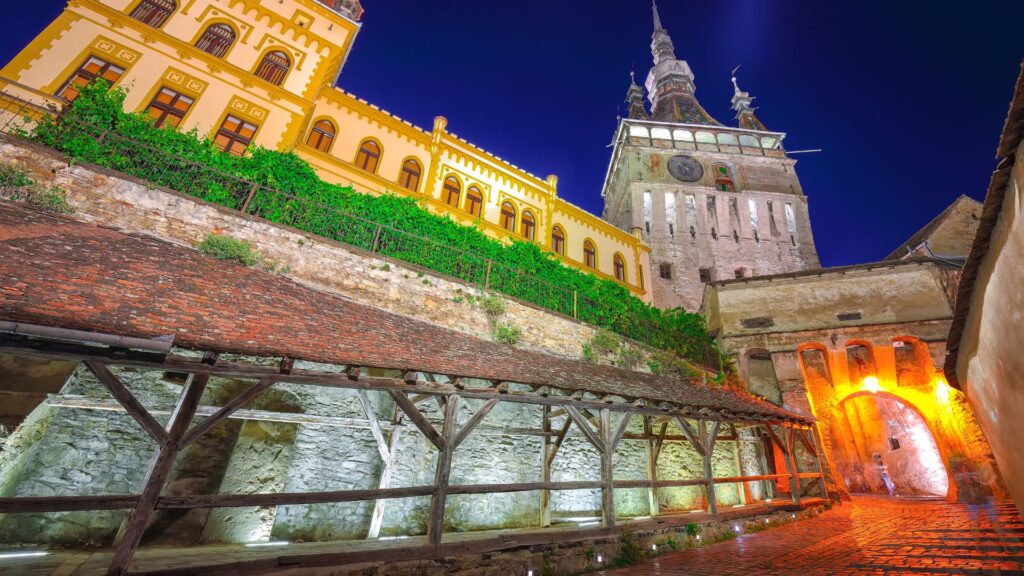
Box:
[643,1,720,125]
[731,68,767,131]
[626,70,649,119]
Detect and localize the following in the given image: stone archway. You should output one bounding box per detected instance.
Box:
[829,391,949,498]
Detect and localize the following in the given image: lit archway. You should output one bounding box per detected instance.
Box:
[828,391,948,498]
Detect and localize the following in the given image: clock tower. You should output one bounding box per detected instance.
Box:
[601,1,820,311]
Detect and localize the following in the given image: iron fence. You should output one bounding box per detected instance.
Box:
[0,82,722,371]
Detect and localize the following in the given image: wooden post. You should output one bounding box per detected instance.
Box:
[764,425,800,504]
[370,225,383,253]
[644,417,661,516]
[427,394,460,549]
[701,420,722,516]
[803,428,830,500]
[367,404,403,539]
[484,260,492,290]
[542,416,572,527]
[757,429,777,501]
[599,409,615,528]
[730,425,748,506]
[240,182,259,214]
[786,426,802,503]
[106,370,211,576]
[540,406,552,527]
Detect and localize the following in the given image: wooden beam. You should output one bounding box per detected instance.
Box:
[47,396,551,438]
[179,379,276,448]
[653,421,668,463]
[675,417,705,457]
[611,413,632,451]
[703,420,721,516]
[427,394,460,548]
[9,341,811,426]
[367,406,403,539]
[0,494,139,513]
[645,417,660,516]
[84,360,167,447]
[564,405,604,451]
[540,406,552,528]
[389,390,444,450]
[107,368,212,576]
[452,398,499,449]
[546,418,573,467]
[786,426,802,503]
[599,409,615,528]
[809,427,830,500]
[358,391,391,463]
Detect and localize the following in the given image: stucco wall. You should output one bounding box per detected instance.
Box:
[956,143,1024,512]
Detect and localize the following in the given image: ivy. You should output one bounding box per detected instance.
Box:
[31,81,718,365]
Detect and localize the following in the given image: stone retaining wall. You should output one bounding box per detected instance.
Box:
[0,137,653,367]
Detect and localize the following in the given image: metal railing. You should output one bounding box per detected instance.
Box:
[0,84,721,370]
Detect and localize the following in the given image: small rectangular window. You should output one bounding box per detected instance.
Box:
[768,201,781,237]
[748,198,759,231]
[665,192,676,236]
[785,202,797,234]
[659,263,672,280]
[144,87,194,128]
[699,268,712,283]
[643,191,652,236]
[888,437,901,450]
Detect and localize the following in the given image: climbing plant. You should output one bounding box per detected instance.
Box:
[31,81,719,366]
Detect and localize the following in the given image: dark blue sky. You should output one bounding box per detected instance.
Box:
[4,1,1023,265]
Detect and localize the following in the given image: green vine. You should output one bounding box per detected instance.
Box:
[32,81,717,362]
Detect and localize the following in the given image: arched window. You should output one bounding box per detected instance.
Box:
[613,254,626,281]
[195,23,235,58]
[399,159,421,191]
[306,119,335,153]
[583,240,596,269]
[551,225,565,255]
[521,210,536,240]
[500,202,516,232]
[712,163,736,192]
[465,186,483,217]
[442,176,461,207]
[354,139,381,173]
[846,343,877,386]
[130,0,175,28]
[253,50,291,86]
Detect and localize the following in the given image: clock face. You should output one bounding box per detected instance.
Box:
[667,155,704,182]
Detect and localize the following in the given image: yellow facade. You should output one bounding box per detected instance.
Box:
[1,0,652,300]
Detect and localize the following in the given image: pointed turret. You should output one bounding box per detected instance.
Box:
[644,1,720,125]
[626,71,649,119]
[731,72,766,131]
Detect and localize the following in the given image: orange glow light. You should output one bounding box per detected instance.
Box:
[935,377,951,403]
[863,376,881,394]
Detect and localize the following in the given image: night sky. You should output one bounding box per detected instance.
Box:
[4,1,1023,266]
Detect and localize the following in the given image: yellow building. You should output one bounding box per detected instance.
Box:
[0,0,653,300]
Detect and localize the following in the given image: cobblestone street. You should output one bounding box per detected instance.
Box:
[598,496,1024,575]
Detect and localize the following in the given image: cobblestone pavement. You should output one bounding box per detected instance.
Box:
[598,496,1024,575]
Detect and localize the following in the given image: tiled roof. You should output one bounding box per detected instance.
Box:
[0,202,808,423]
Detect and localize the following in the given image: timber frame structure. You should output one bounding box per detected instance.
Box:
[0,202,825,575]
[0,324,826,576]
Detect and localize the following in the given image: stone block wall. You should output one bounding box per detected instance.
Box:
[0,138,653,367]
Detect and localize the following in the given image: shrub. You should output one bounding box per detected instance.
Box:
[492,323,522,346]
[648,350,699,381]
[31,81,718,364]
[477,293,506,318]
[612,529,646,567]
[685,523,700,537]
[0,163,75,214]
[197,234,260,266]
